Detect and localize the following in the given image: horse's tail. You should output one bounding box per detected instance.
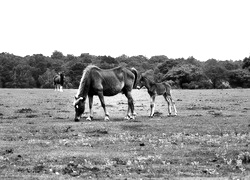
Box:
[163,82,171,96]
[130,67,138,89]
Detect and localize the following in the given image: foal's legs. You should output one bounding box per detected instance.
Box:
[149,95,156,117]
[171,98,177,116]
[86,95,94,121]
[124,91,136,120]
[97,91,110,121]
[163,94,177,116]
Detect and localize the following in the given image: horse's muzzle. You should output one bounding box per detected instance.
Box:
[74,116,81,122]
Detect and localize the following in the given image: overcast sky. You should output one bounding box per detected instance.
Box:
[1,0,250,61]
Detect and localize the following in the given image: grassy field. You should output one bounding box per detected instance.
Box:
[0,88,250,179]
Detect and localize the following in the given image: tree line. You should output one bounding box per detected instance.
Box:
[0,51,250,89]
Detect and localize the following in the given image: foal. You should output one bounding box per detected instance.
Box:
[138,75,177,117]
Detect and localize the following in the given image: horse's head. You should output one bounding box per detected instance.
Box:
[73,96,86,121]
[59,72,64,79]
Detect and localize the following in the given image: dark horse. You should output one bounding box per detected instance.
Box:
[54,72,64,92]
[137,73,177,117]
[73,65,138,121]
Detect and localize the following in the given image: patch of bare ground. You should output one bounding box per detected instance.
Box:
[0,88,250,179]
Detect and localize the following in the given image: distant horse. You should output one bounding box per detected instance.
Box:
[137,74,177,117]
[54,72,64,92]
[73,65,138,121]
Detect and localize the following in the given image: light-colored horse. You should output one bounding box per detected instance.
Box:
[73,65,138,121]
[137,74,177,117]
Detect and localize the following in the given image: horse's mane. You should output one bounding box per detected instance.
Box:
[143,75,156,85]
[76,65,98,98]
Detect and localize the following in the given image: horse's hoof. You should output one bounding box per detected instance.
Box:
[124,116,130,120]
[130,116,135,120]
[86,117,93,121]
[104,116,110,121]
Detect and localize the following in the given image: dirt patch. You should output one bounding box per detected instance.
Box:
[16,108,34,113]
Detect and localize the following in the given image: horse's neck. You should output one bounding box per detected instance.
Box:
[79,74,92,98]
[145,79,155,90]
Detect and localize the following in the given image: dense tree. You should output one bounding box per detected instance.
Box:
[0,53,21,87]
[157,58,184,75]
[219,60,240,71]
[1,51,249,89]
[164,64,211,89]
[26,54,51,87]
[51,50,64,60]
[65,54,76,61]
[67,62,87,88]
[79,53,93,64]
[185,56,201,67]
[38,69,57,88]
[228,69,250,88]
[148,55,168,64]
[99,56,119,69]
[116,54,129,64]
[9,64,36,88]
[243,56,250,71]
[203,64,229,88]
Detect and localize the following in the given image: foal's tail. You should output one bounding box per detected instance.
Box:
[130,67,138,89]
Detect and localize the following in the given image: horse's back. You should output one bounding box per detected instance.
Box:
[89,66,134,96]
[153,82,171,96]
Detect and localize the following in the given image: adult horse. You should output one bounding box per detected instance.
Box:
[137,73,177,117]
[54,72,64,92]
[73,65,138,121]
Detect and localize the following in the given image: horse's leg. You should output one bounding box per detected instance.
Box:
[86,95,94,121]
[165,94,177,116]
[125,104,131,120]
[124,91,136,120]
[97,92,110,121]
[60,85,63,92]
[149,95,156,117]
[164,94,177,116]
[163,94,171,115]
[171,98,177,116]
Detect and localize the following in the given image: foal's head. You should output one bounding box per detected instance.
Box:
[73,96,86,121]
[137,75,147,89]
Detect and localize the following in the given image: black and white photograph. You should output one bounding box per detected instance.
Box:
[1,0,250,179]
